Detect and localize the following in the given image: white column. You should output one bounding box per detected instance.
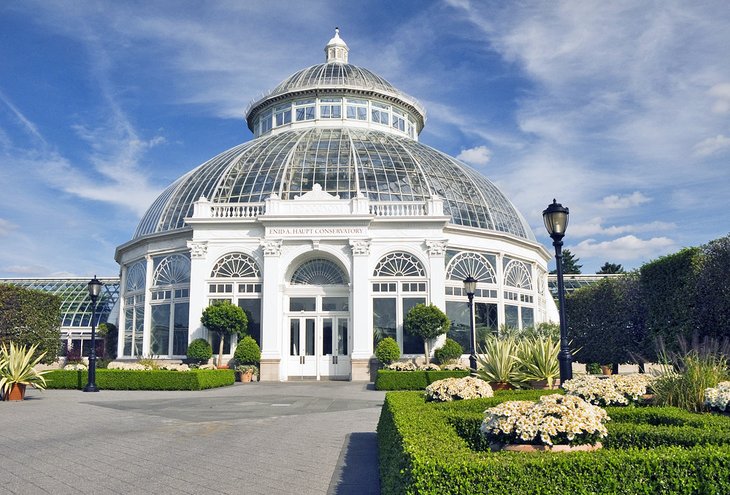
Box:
[187,240,209,342]
[117,264,127,359]
[425,240,448,353]
[142,254,154,357]
[260,240,283,380]
[349,239,372,381]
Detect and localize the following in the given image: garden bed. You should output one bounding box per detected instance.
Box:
[378,390,730,494]
[374,370,470,390]
[44,369,235,391]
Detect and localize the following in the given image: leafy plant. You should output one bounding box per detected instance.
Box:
[233,336,260,365]
[375,337,400,366]
[186,338,213,365]
[0,285,62,364]
[585,362,601,374]
[201,301,248,367]
[513,337,560,388]
[235,364,258,377]
[0,342,50,398]
[136,355,160,370]
[404,304,450,365]
[434,338,463,365]
[475,336,520,386]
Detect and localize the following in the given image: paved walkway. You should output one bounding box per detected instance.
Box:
[0,382,385,495]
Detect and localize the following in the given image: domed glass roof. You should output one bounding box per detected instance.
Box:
[134,127,535,241]
[271,63,400,100]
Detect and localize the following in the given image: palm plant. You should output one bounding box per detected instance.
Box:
[0,342,50,399]
[475,336,520,386]
[514,337,560,388]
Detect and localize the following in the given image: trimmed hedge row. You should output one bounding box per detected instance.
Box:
[44,369,235,391]
[378,391,730,494]
[374,370,470,390]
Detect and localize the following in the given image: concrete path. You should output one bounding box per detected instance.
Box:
[0,382,385,495]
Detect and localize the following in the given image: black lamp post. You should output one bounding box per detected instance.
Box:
[83,276,103,392]
[543,199,573,385]
[463,275,478,372]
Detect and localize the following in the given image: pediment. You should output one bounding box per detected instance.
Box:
[294,184,340,201]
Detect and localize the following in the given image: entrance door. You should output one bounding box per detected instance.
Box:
[289,317,317,378]
[320,317,350,379]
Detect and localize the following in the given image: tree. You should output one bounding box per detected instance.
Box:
[695,234,730,340]
[404,304,450,364]
[200,301,248,367]
[597,262,625,274]
[550,249,582,274]
[0,284,61,364]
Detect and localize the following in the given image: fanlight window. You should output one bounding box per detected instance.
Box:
[211,253,260,278]
[446,252,496,284]
[153,254,191,286]
[504,260,533,290]
[291,259,347,285]
[373,252,425,277]
[126,261,146,292]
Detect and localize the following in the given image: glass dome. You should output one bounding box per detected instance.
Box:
[134,127,535,241]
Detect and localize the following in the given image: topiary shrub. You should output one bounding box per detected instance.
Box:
[187,338,212,365]
[375,337,400,366]
[434,338,463,364]
[404,303,450,364]
[201,301,248,367]
[234,336,261,365]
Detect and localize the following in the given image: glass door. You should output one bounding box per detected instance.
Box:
[289,317,317,378]
[319,317,350,379]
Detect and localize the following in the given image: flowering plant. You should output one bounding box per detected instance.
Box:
[480,394,609,446]
[387,361,417,371]
[63,363,87,371]
[704,381,730,412]
[562,374,654,406]
[419,363,441,371]
[425,376,493,402]
[442,363,469,371]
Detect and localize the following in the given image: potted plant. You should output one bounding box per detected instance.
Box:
[514,337,559,389]
[404,304,450,365]
[0,342,50,401]
[475,335,519,390]
[233,336,260,382]
[186,338,213,367]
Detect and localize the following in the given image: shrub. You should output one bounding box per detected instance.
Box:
[475,335,519,386]
[513,336,559,388]
[234,336,260,365]
[44,369,234,390]
[586,362,601,374]
[404,304,450,364]
[375,370,470,390]
[201,301,248,366]
[0,284,61,364]
[434,338,463,365]
[187,338,212,364]
[375,337,401,366]
[425,376,492,402]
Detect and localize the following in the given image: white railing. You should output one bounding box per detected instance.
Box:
[369,201,428,217]
[208,203,265,219]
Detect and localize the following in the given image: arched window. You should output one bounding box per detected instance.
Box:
[372,252,427,354]
[211,253,260,278]
[373,252,425,277]
[446,252,496,283]
[504,259,532,290]
[150,254,191,358]
[503,258,535,330]
[208,252,262,350]
[291,259,348,285]
[123,260,146,358]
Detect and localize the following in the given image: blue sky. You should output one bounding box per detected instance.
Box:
[1,0,728,277]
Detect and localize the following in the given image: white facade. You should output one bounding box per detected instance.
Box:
[114,31,557,381]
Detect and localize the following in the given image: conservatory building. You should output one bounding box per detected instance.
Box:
[114,30,557,381]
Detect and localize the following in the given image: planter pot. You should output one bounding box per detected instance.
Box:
[241,371,253,383]
[490,442,602,453]
[217,364,229,370]
[529,379,556,390]
[4,383,27,401]
[489,382,515,391]
[601,366,613,376]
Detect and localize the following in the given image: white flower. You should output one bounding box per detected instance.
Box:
[387,361,418,371]
[704,382,730,412]
[563,374,653,406]
[426,376,493,402]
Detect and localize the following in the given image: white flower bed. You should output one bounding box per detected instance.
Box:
[562,374,654,406]
[442,363,469,371]
[387,361,417,371]
[107,362,152,371]
[419,363,441,371]
[481,394,609,446]
[425,376,493,402]
[160,363,190,372]
[704,381,730,412]
[63,363,87,371]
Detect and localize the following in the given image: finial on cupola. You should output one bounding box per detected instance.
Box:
[325,27,349,63]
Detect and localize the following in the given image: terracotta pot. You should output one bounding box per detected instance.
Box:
[217,364,229,370]
[4,383,26,401]
[601,366,613,376]
[489,382,515,391]
[491,442,602,453]
[529,379,555,390]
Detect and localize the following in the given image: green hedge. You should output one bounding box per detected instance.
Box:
[44,369,235,390]
[0,284,61,363]
[378,391,730,494]
[375,370,470,390]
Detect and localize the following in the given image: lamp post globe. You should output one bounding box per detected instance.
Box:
[463,276,478,372]
[542,200,573,385]
[83,276,103,392]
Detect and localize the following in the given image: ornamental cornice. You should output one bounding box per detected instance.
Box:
[349,239,371,256]
[260,239,283,257]
[187,241,208,259]
[425,239,448,256]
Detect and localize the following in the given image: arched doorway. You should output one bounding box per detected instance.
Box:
[285,258,351,380]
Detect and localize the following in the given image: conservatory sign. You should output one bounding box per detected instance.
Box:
[265,226,368,238]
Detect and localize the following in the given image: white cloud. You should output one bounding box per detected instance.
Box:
[0,218,17,236]
[693,134,730,157]
[572,235,675,262]
[709,83,730,114]
[457,145,492,165]
[601,192,650,209]
[0,88,46,145]
[569,218,675,237]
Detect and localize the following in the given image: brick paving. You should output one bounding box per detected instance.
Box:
[0,382,385,495]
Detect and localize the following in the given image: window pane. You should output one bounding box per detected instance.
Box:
[237,298,261,345]
[475,302,498,347]
[505,305,519,330]
[290,319,300,356]
[173,303,189,355]
[322,318,333,356]
[403,298,426,354]
[151,305,171,356]
[134,309,144,357]
[338,319,348,355]
[373,298,396,346]
[445,301,471,352]
[290,297,316,311]
[322,297,348,311]
[210,332,231,355]
[521,307,534,329]
[305,319,315,355]
[124,308,133,356]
